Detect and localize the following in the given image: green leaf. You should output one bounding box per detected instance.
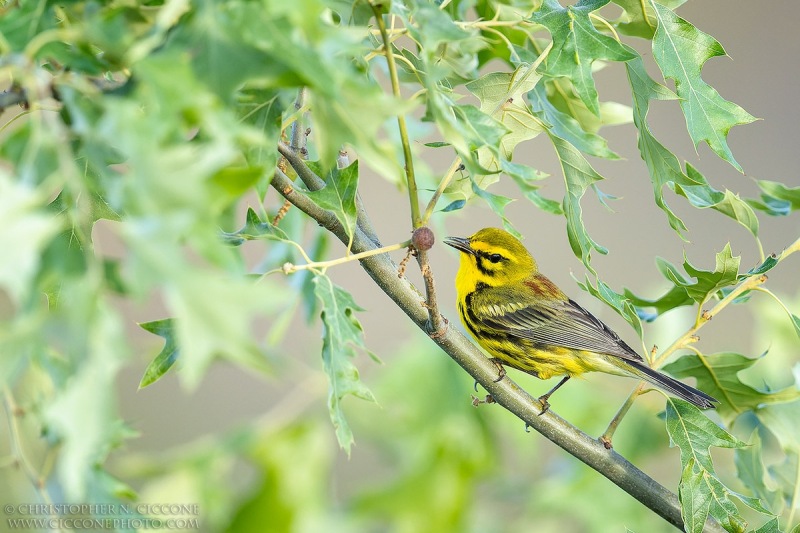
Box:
[577,276,643,339]
[755,401,800,453]
[465,65,545,159]
[164,272,285,389]
[314,275,377,454]
[742,254,779,279]
[678,459,749,533]
[666,399,765,532]
[0,172,62,305]
[625,54,753,239]
[681,243,740,304]
[470,178,520,238]
[767,451,800,519]
[43,303,130,500]
[674,164,760,238]
[611,0,686,39]
[452,104,511,155]
[399,1,482,82]
[749,180,800,217]
[530,0,637,115]
[228,422,334,531]
[550,134,608,272]
[138,319,180,389]
[306,161,360,248]
[651,2,756,172]
[734,431,779,515]
[624,284,693,321]
[625,56,690,237]
[752,517,781,533]
[631,245,742,315]
[666,398,746,473]
[534,75,633,139]
[664,353,800,425]
[220,207,277,246]
[501,160,563,215]
[528,83,621,159]
[441,200,466,213]
[176,1,276,101]
[789,313,800,339]
[237,88,285,198]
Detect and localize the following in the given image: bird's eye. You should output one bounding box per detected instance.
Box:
[488,253,503,263]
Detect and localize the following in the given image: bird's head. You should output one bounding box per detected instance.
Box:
[444,227,537,286]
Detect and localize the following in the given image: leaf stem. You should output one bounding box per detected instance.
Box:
[653,273,768,368]
[421,158,464,224]
[638,0,655,30]
[283,239,412,274]
[780,235,800,261]
[589,13,621,41]
[416,249,446,335]
[372,5,421,228]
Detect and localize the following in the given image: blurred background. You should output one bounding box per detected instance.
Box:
[3,1,800,532]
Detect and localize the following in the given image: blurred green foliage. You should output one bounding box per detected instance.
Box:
[1,0,799,532]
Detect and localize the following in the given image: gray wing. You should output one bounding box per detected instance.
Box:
[477,297,643,362]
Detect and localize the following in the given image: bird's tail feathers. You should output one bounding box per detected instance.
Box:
[622,359,718,409]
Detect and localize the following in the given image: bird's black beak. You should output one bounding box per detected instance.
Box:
[444,236,475,256]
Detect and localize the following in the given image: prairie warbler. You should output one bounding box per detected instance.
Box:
[444,227,717,412]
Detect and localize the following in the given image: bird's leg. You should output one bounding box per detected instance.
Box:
[537,376,570,415]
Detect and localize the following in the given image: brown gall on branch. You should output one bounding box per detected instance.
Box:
[411,226,435,252]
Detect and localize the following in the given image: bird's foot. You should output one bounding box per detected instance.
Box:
[536,394,551,416]
[488,359,506,382]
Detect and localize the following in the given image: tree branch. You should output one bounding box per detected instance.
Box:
[277,142,382,246]
[271,160,724,533]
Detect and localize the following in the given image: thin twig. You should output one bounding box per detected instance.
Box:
[278,142,382,246]
[283,240,411,274]
[653,274,768,368]
[416,249,446,336]
[600,382,645,447]
[605,273,770,433]
[372,4,421,228]
[278,143,325,191]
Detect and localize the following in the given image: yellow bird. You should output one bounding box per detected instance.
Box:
[444,227,717,412]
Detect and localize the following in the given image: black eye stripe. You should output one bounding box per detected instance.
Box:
[477,251,506,263]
